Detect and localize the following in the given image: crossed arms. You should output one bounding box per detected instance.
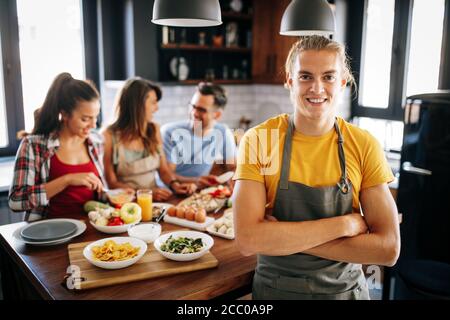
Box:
[233,180,400,266]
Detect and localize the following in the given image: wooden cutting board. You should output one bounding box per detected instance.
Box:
[66,240,219,290]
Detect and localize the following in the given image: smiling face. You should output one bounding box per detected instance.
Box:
[286,49,347,123]
[144,90,159,122]
[189,92,222,130]
[61,99,100,138]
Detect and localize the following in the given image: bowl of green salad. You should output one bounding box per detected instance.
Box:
[153,230,214,261]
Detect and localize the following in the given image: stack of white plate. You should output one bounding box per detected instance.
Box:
[13,218,86,246]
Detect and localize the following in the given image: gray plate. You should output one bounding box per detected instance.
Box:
[20,221,78,241]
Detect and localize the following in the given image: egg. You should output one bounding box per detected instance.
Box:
[185,207,196,221]
[195,208,206,223]
[167,206,177,217]
[176,206,186,219]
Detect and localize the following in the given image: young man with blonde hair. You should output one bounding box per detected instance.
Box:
[233,36,400,300]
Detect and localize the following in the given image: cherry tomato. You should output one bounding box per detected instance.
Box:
[107,217,124,226]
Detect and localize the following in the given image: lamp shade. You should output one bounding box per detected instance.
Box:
[280,0,335,36]
[152,0,222,27]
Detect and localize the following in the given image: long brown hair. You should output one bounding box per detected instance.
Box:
[108,78,162,155]
[32,72,99,135]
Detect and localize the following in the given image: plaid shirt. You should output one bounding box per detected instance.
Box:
[8,131,107,217]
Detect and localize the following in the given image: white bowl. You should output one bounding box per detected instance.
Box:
[83,237,147,270]
[128,223,161,243]
[153,230,214,262]
[105,188,135,206]
[89,219,141,234]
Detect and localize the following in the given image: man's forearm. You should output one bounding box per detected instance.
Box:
[210,162,235,175]
[304,233,399,266]
[166,162,198,184]
[237,215,353,256]
[173,174,199,184]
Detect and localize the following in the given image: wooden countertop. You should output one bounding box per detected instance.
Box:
[0,196,256,300]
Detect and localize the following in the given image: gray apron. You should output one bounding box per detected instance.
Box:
[253,115,370,300]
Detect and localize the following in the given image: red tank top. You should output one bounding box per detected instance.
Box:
[48,154,99,218]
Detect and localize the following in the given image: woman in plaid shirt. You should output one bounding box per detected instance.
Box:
[8,73,106,220]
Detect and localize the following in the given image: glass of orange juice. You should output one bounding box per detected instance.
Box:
[137,189,153,222]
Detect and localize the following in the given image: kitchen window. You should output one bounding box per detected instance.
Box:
[0,0,93,157]
[359,0,395,109]
[17,0,85,132]
[351,0,448,121]
[405,0,445,97]
[0,0,25,157]
[352,116,403,153]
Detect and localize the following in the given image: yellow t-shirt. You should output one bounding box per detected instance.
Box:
[234,114,395,211]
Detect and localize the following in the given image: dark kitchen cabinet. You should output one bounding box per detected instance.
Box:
[251,0,345,84]
[252,0,297,84]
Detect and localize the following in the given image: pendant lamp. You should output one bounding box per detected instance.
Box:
[152,0,222,27]
[280,0,335,36]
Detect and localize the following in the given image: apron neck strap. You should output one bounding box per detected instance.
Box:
[112,132,120,165]
[334,120,350,194]
[279,114,295,190]
[279,115,349,193]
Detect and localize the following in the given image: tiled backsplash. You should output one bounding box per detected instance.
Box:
[101,81,352,130]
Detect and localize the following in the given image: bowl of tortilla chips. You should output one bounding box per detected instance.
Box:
[83,237,147,269]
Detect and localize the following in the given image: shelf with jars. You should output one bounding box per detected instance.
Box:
[160,43,251,54]
[157,0,253,84]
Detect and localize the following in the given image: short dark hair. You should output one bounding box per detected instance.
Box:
[197,82,227,109]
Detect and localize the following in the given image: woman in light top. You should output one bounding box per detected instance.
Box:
[103,78,196,201]
[9,72,105,219]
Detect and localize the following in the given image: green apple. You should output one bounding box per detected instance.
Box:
[120,203,142,224]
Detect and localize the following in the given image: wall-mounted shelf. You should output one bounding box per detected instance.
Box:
[161,43,251,53]
[221,11,253,20]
